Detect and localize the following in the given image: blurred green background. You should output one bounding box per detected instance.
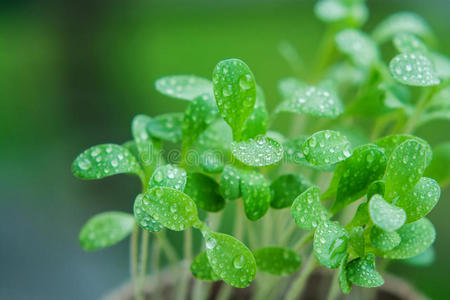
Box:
[0,0,449,299]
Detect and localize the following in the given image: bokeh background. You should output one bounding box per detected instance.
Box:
[0,0,449,299]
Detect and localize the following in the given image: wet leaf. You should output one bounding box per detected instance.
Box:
[231,136,283,167]
[254,247,302,275]
[242,86,269,139]
[203,231,256,288]
[384,139,428,200]
[291,186,330,230]
[79,212,135,251]
[270,174,311,209]
[335,29,379,67]
[370,226,401,251]
[199,150,225,173]
[314,220,349,269]
[366,180,385,201]
[241,170,271,221]
[190,251,220,281]
[72,144,143,180]
[346,203,370,231]
[276,84,344,119]
[155,75,212,101]
[302,130,352,166]
[213,58,256,141]
[369,194,406,232]
[425,142,450,186]
[373,12,433,44]
[393,33,428,53]
[284,137,335,171]
[277,77,306,99]
[142,187,199,231]
[390,53,440,86]
[219,164,242,200]
[314,0,368,25]
[147,113,183,143]
[348,227,365,258]
[346,254,384,287]
[148,164,187,191]
[338,257,352,294]
[402,247,435,267]
[331,144,387,213]
[431,52,450,80]
[133,194,163,232]
[395,177,440,223]
[382,218,435,259]
[184,173,225,212]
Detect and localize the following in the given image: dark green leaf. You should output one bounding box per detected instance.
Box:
[366,180,385,200]
[346,254,384,287]
[348,227,365,258]
[369,194,406,232]
[242,86,269,139]
[346,203,370,231]
[254,247,302,275]
[184,173,225,212]
[190,251,220,281]
[303,130,352,166]
[231,136,284,167]
[155,75,212,101]
[148,164,187,191]
[219,164,242,200]
[147,113,183,143]
[314,220,349,269]
[370,226,401,251]
[79,212,135,251]
[338,256,352,294]
[270,174,311,209]
[241,170,271,221]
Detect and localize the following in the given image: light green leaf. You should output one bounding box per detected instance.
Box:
[291,186,330,230]
[142,187,199,231]
[431,52,450,80]
[314,220,349,269]
[373,12,433,44]
[346,203,370,231]
[72,144,143,180]
[335,29,379,67]
[303,130,352,166]
[425,142,450,186]
[390,52,440,86]
[254,247,302,275]
[155,75,212,101]
[314,0,368,25]
[395,177,440,223]
[418,109,450,127]
[199,150,226,173]
[241,86,269,140]
[184,173,225,212]
[148,164,187,191]
[369,194,406,232]
[348,227,365,258]
[370,226,401,251]
[203,231,256,288]
[277,77,306,100]
[219,164,242,200]
[346,254,384,287]
[276,84,344,119]
[382,218,436,259]
[270,174,311,209]
[384,139,428,200]
[147,113,183,143]
[241,170,271,221]
[190,251,220,281]
[331,144,387,213]
[133,194,163,232]
[284,137,335,171]
[231,136,283,167]
[213,58,256,141]
[79,212,135,251]
[338,257,352,294]
[393,33,428,53]
[402,247,435,267]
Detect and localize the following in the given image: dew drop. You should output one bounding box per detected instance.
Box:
[233,255,244,269]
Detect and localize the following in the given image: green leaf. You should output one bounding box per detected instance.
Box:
[254,247,302,275]
[431,52,450,80]
[240,170,271,221]
[142,187,199,231]
[395,177,440,223]
[338,257,352,294]
[79,212,135,251]
[314,220,349,269]
[382,218,436,259]
[402,247,435,267]
[199,150,225,173]
[346,254,384,287]
[284,137,335,171]
[148,164,187,191]
[182,93,220,147]
[425,142,450,186]
[133,194,163,232]
[331,144,387,213]
[241,86,269,139]
[314,0,368,25]
[302,130,352,166]
[384,139,428,200]
[276,84,344,119]
[203,231,256,288]
[366,180,385,201]
[278,77,306,99]
[370,226,401,251]
[147,113,183,143]
[291,186,330,230]
[390,52,440,86]
[335,29,379,68]
[373,12,433,44]
[369,194,406,232]
[72,144,143,180]
[219,164,242,200]
[190,251,220,281]
[231,136,283,167]
[346,202,370,231]
[184,173,225,212]
[270,174,311,209]
[155,75,212,101]
[393,33,428,53]
[348,227,365,258]
[213,58,257,141]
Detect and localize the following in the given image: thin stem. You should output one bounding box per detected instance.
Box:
[137,230,150,299]
[402,87,434,134]
[293,231,314,252]
[285,252,318,300]
[130,225,140,300]
[326,269,340,300]
[151,239,162,299]
[279,221,298,246]
[155,230,178,265]
[177,227,193,300]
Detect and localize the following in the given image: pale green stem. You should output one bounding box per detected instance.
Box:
[137,230,150,300]
[279,221,298,246]
[326,269,340,300]
[293,231,314,252]
[151,238,162,299]
[155,230,178,265]
[130,225,140,300]
[177,227,193,300]
[285,252,318,300]
[403,87,434,134]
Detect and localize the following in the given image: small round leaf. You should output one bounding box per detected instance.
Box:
[242,86,269,139]
[302,130,352,166]
[390,53,440,86]
[291,186,330,230]
[424,142,450,186]
[346,254,384,288]
[148,164,187,191]
[369,194,406,232]
[338,257,352,294]
[241,170,271,221]
[133,194,163,232]
[370,226,401,251]
[314,220,349,269]
[219,164,242,200]
[184,173,225,212]
[232,136,283,167]
[155,75,212,101]
[270,174,311,209]
[190,251,220,281]
[254,247,302,275]
[147,113,183,143]
[393,33,428,53]
[335,29,379,67]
